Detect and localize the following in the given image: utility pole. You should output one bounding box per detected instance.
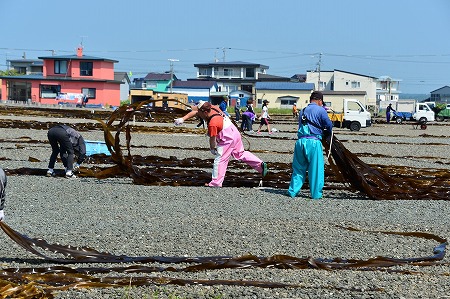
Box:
[168,59,179,93]
[317,53,322,91]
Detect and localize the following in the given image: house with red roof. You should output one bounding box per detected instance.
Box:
[0,47,122,107]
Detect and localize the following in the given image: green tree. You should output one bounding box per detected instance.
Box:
[0,69,20,76]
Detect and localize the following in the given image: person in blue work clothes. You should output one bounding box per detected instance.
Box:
[219,97,230,117]
[287,91,333,199]
[386,103,395,123]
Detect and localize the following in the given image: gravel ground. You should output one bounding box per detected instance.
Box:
[0,110,450,298]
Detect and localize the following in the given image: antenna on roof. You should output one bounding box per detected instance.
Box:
[80,35,88,47]
[222,47,231,62]
[214,49,219,62]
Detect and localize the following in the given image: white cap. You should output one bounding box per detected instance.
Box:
[197,100,206,109]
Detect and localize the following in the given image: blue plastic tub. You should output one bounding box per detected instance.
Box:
[85,140,111,156]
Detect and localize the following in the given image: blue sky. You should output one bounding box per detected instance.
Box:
[1,0,449,94]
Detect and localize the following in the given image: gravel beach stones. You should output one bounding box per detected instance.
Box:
[0,108,450,298]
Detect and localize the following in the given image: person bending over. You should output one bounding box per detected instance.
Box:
[47,125,86,178]
[175,101,268,187]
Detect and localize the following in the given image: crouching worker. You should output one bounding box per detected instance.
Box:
[287,91,333,199]
[47,125,86,178]
[174,101,268,187]
[0,167,6,221]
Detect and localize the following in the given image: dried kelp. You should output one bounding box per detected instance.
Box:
[0,221,447,298]
[323,136,450,200]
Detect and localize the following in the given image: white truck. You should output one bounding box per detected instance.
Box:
[412,102,435,122]
[327,99,372,131]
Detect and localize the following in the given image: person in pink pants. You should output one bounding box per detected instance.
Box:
[175,100,268,187]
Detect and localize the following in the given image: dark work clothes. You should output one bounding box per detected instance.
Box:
[47,125,86,171]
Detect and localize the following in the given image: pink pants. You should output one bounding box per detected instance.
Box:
[209,123,263,187]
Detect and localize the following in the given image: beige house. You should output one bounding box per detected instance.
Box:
[254,82,314,109]
[306,69,378,110]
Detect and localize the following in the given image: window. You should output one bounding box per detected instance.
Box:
[241,84,252,93]
[280,99,297,105]
[54,60,68,74]
[347,101,363,112]
[81,88,96,98]
[319,81,326,90]
[351,81,361,88]
[223,68,233,76]
[198,68,212,76]
[80,62,93,76]
[40,84,61,98]
[245,68,255,78]
[14,67,27,74]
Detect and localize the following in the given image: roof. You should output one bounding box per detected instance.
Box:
[144,73,174,81]
[377,75,402,82]
[172,80,217,89]
[38,54,118,63]
[255,82,314,90]
[334,69,378,79]
[114,72,131,84]
[430,85,450,93]
[290,74,306,82]
[258,73,290,81]
[194,61,269,69]
[0,73,121,83]
[7,59,43,66]
[321,90,367,96]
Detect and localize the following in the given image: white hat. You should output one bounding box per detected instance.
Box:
[197,100,206,109]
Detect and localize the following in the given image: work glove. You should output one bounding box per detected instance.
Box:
[73,163,81,173]
[210,148,218,155]
[0,210,4,221]
[174,118,184,125]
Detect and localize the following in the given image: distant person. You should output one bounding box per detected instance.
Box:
[386,103,395,123]
[144,98,154,120]
[219,97,230,117]
[234,98,241,122]
[241,99,255,132]
[47,125,86,178]
[0,167,6,221]
[174,101,268,187]
[82,94,89,108]
[241,110,256,132]
[257,100,271,134]
[292,103,299,119]
[287,91,333,199]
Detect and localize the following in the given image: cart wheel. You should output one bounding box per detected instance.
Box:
[395,118,402,124]
[420,123,427,130]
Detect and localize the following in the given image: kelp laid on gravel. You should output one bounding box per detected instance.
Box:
[0,221,447,298]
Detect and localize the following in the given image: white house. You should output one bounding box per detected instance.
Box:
[194,61,269,94]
